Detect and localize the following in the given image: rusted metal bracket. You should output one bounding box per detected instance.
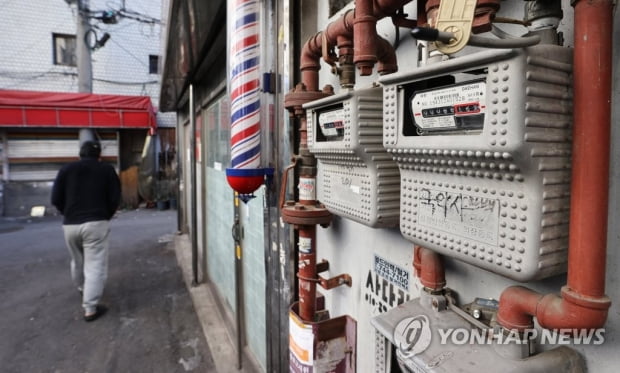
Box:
[298,259,352,290]
[319,273,352,289]
[317,259,352,289]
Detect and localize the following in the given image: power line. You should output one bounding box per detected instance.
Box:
[0,69,158,87]
[107,36,149,68]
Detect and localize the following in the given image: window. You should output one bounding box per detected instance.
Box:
[149,55,160,74]
[52,33,77,67]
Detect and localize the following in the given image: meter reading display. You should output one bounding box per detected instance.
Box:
[411,80,486,133]
[317,107,345,141]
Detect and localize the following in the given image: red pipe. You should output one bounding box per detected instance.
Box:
[413,246,446,292]
[376,35,398,75]
[299,0,409,88]
[497,0,612,332]
[566,0,612,299]
[298,226,318,321]
[354,0,378,75]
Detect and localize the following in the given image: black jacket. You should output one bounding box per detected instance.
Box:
[51,157,121,225]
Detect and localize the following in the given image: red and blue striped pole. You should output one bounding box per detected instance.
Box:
[226,0,271,201]
[230,0,260,169]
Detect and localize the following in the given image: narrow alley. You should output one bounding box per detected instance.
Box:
[0,209,216,372]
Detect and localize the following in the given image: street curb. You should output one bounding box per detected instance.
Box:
[171,233,258,373]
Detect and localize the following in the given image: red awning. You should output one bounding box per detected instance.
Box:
[0,90,157,132]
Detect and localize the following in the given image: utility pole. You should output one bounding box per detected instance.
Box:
[77,0,92,94]
[76,0,96,143]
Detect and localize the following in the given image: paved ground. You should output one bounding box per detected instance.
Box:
[0,209,216,373]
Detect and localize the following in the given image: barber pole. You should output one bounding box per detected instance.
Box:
[230,0,260,169]
[226,0,271,202]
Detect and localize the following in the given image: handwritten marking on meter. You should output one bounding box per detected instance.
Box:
[317,108,345,139]
[417,188,499,245]
[411,80,486,133]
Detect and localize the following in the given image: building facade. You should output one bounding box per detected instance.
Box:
[162,1,620,372]
[0,0,175,216]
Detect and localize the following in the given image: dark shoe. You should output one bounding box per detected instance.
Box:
[84,305,108,322]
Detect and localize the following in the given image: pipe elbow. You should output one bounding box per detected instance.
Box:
[300,34,322,72]
[376,36,398,75]
[497,286,543,330]
[536,286,611,330]
[497,286,611,332]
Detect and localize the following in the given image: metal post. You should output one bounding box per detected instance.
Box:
[189,84,198,286]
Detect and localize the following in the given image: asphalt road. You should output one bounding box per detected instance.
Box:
[0,209,216,373]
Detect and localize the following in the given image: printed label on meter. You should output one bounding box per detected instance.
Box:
[318,108,345,139]
[411,80,486,132]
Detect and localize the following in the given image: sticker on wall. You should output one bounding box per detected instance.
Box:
[364,255,412,316]
[374,254,410,291]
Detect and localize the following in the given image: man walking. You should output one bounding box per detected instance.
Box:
[51,140,121,322]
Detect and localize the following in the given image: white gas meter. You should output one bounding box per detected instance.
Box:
[381,45,573,281]
[305,87,400,228]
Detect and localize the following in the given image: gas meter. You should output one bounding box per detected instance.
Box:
[305,87,400,228]
[381,45,573,281]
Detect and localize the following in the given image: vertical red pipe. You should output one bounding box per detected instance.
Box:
[298,226,317,321]
[497,0,613,331]
[354,0,378,75]
[566,0,613,298]
[413,246,446,291]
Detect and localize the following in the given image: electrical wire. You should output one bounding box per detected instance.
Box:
[468,34,540,48]
[108,37,149,68]
[0,69,158,88]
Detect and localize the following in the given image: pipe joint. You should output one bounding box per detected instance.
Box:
[413,246,446,292]
[497,286,611,332]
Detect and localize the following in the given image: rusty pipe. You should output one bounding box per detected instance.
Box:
[376,35,398,74]
[413,246,446,292]
[299,0,411,89]
[497,0,613,332]
[354,0,378,75]
[298,226,318,321]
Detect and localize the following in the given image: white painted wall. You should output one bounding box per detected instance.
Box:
[0,0,170,118]
[312,1,619,372]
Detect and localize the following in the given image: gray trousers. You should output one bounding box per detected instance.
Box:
[63,220,110,314]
